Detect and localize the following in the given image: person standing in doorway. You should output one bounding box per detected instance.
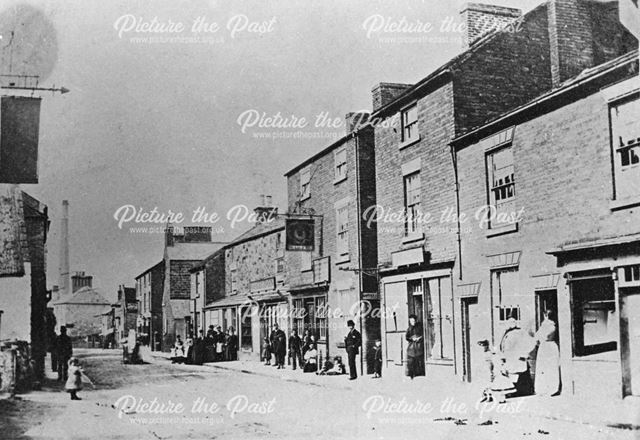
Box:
[405,314,425,379]
[289,329,302,370]
[534,310,560,396]
[56,326,73,381]
[226,327,239,361]
[270,324,286,369]
[344,320,361,380]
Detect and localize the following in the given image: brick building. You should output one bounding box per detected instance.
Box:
[204,207,285,361]
[372,0,635,379]
[161,226,225,350]
[451,51,639,399]
[284,116,379,372]
[114,285,137,346]
[189,247,225,336]
[135,261,164,350]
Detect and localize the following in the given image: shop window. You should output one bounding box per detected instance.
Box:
[571,275,617,356]
[404,172,421,236]
[486,146,516,229]
[240,306,252,350]
[293,296,327,341]
[427,277,453,361]
[401,104,419,144]
[610,94,640,202]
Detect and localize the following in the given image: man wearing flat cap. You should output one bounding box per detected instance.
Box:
[344,320,362,380]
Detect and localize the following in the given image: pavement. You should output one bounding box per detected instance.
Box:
[147,348,640,433]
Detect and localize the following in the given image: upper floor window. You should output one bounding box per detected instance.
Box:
[404,172,421,236]
[336,203,349,260]
[230,269,238,294]
[300,167,311,201]
[610,94,640,203]
[486,146,515,229]
[401,104,419,144]
[334,147,347,183]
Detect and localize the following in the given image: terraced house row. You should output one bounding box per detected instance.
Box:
[134,0,640,400]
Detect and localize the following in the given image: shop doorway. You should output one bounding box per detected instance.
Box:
[535,290,559,346]
[461,296,479,382]
[620,286,640,396]
[383,281,408,370]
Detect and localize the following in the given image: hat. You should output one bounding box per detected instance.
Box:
[347,320,355,327]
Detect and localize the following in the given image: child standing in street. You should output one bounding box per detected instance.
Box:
[373,340,383,378]
[65,357,83,400]
[261,337,272,365]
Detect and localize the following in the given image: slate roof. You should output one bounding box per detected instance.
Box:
[53,286,111,306]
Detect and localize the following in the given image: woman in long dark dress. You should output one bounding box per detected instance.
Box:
[405,314,425,379]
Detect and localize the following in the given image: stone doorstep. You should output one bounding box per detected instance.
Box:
[148,353,640,432]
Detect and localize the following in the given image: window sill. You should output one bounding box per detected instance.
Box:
[402,233,424,244]
[486,222,518,238]
[610,196,640,211]
[300,268,313,273]
[336,255,350,265]
[399,136,420,150]
[334,175,347,185]
[300,195,310,202]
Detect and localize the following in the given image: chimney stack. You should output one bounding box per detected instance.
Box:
[345,112,370,134]
[59,200,70,299]
[254,194,278,224]
[460,3,522,48]
[372,83,413,112]
[547,0,594,86]
[71,271,93,292]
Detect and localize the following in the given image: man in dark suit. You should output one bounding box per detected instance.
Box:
[288,329,302,370]
[56,326,73,381]
[270,324,287,369]
[344,320,361,380]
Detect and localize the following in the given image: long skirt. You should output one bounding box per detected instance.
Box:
[535,341,560,396]
[406,354,425,378]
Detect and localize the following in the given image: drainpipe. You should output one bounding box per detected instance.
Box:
[354,131,365,377]
[449,144,463,281]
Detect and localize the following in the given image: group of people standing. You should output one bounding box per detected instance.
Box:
[261,320,363,379]
[170,325,238,365]
[480,311,561,403]
[403,311,560,404]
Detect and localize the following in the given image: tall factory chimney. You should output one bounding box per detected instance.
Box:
[59,200,70,299]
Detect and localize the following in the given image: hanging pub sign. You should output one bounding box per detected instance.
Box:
[0,96,42,184]
[286,218,315,251]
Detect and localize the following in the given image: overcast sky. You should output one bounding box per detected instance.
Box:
[0,0,543,299]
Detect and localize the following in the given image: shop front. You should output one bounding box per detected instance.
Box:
[380,251,456,379]
[290,286,329,360]
[551,239,640,399]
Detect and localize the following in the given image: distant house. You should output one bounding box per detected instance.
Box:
[52,272,111,346]
[161,226,226,350]
[135,261,164,350]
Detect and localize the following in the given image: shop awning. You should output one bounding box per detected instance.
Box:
[204,291,286,309]
[547,233,640,255]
